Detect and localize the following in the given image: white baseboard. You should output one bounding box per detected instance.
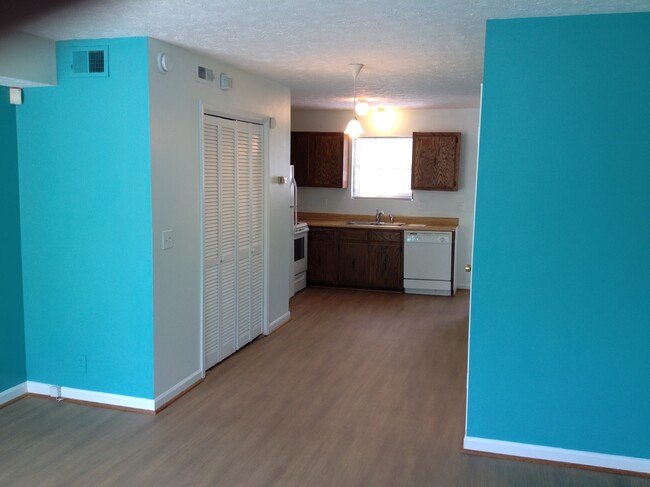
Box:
[268,311,291,334]
[1,382,28,406]
[27,381,155,412]
[24,372,203,413]
[463,436,650,475]
[154,369,202,410]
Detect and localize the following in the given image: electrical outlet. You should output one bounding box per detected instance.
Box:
[76,354,87,373]
[162,229,174,250]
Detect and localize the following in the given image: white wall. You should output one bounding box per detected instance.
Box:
[0,30,56,87]
[148,38,291,398]
[291,108,479,289]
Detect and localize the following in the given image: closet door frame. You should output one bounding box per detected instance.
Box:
[199,104,270,376]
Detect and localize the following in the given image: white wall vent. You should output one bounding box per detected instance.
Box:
[197,65,215,83]
[69,46,109,77]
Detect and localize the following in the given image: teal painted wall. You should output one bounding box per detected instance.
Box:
[16,38,154,398]
[0,87,26,392]
[467,13,650,458]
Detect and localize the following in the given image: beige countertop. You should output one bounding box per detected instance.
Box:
[298,212,458,232]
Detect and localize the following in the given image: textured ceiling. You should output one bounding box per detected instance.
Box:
[17,0,650,109]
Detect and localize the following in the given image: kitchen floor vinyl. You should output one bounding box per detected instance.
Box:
[1,288,646,486]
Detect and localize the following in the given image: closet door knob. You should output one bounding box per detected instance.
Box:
[465,264,471,272]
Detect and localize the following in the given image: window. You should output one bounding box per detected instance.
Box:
[351,137,413,199]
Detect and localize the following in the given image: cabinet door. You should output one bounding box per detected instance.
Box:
[369,230,403,290]
[308,133,349,188]
[369,243,403,290]
[307,227,338,285]
[338,241,370,287]
[338,229,369,287]
[411,132,460,191]
[290,132,309,186]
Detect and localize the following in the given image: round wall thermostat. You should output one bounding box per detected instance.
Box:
[157,52,173,73]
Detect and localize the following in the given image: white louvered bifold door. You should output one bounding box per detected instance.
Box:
[219,120,237,361]
[249,127,264,338]
[236,122,253,348]
[203,116,237,370]
[203,118,221,369]
[203,115,264,371]
[235,121,264,348]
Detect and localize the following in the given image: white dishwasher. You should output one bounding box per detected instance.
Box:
[404,231,455,296]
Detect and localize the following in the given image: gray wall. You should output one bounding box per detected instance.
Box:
[148,39,292,398]
[0,31,56,87]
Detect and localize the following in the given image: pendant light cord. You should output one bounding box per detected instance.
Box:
[353,73,358,120]
[344,64,365,138]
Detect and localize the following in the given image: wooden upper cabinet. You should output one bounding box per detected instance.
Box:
[290,132,349,188]
[290,132,309,186]
[411,132,461,191]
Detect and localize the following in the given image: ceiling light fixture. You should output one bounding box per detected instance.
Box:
[344,63,365,139]
[355,100,369,117]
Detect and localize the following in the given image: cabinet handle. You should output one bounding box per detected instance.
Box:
[465,264,471,272]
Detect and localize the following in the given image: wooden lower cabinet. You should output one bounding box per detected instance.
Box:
[369,230,403,290]
[338,229,370,287]
[307,227,403,291]
[307,227,338,285]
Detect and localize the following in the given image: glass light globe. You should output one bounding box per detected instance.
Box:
[355,101,369,117]
[344,119,365,138]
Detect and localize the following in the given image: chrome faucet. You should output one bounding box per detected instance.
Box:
[375,208,384,224]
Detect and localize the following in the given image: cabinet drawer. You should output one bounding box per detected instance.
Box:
[339,228,369,241]
[310,227,337,242]
[369,230,402,243]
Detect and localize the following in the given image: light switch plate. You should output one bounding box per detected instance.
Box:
[162,229,174,250]
[9,87,23,105]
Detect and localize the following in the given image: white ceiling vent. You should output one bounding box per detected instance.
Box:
[70,46,109,77]
[197,65,215,84]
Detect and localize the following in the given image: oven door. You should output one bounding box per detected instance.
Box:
[293,230,308,276]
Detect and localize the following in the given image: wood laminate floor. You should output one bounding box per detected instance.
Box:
[1,288,647,486]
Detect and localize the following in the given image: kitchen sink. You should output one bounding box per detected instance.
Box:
[346,221,406,227]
